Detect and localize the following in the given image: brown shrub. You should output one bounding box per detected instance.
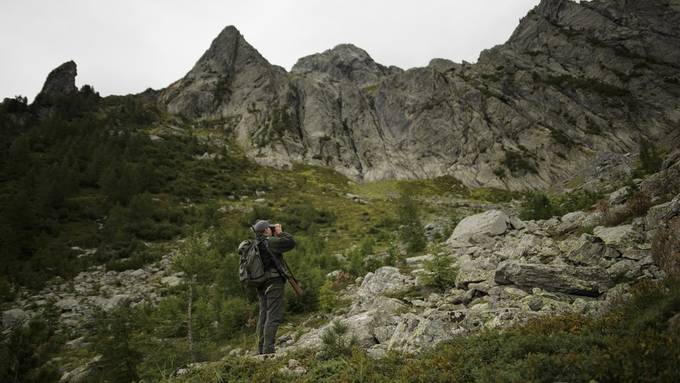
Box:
[651,218,680,276]
[601,191,652,227]
[625,191,652,217]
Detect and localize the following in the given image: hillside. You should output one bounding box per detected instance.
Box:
[1,0,680,382]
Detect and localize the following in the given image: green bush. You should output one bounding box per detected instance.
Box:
[422,253,458,291]
[0,317,61,383]
[286,266,324,314]
[396,185,426,254]
[0,276,14,302]
[554,189,602,213]
[345,238,375,277]
[634,139,663,178]
[282,234,341,314]
[218,297,256,338]
[651,219,680,277]
[281,199,336,234]
[503,149,538,176]
[89,306,143,383]
[319,275,351,313]
[520,190,603,221]
[319,320,358,360]
[520,192,555,220]
[319,279,339,313]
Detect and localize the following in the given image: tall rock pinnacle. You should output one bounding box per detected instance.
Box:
[37,61,78,99]
[159,25,287,119]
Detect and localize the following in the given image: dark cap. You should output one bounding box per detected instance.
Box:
[252,219,271,233]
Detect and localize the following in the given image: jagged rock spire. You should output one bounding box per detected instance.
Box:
[37,60,77,98]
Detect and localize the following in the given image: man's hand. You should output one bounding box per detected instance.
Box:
[274,223,282,236]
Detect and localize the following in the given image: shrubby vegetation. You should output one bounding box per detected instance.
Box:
[422,252,458,291]
[166,276,680,382]
[0,306,62,382]
[396,184,426,254]
[520,189,603,220]
[318,320,358,360]
[633,139,663,178]
[652,219,680,277]
[0,89,239,288]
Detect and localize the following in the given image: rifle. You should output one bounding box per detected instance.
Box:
[262,238,304,297]
[281,258,303,297]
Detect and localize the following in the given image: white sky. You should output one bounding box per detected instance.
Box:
[0,0,541,101]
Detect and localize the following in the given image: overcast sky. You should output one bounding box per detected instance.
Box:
[1,0,542,101]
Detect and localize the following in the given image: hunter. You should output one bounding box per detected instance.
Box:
[250,219,296,355]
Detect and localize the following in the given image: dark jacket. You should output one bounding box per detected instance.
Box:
[256,232,296,275]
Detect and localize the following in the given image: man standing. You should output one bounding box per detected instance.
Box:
[250,219,296,355]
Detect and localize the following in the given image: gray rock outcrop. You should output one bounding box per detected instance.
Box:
[154,0,680,189]
[280,190,672,357]
[494,261,610,297]
[36,60,78,98]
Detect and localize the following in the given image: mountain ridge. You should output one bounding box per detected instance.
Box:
[33,0,680,190]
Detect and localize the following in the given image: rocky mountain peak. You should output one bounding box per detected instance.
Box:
[186,25,269,78]
[292,43,396,86]
[154,0,680,190]
[158,25,287,119]
[37,60,78,98]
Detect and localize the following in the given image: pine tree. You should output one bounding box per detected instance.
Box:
[91,306,142,383]
[638,139,662,176]
[396,185,426,254]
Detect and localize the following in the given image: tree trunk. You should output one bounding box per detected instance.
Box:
[187,276,195,362]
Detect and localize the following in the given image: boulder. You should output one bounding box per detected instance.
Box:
[646,194,680,230]
[161,275,183,287]
[607,259,643,282]
[424,223,446,241]
[557,211,590,234]
[356,266,415,301]
[566,234,621,266]
[455,255,497,288]
[608,186,631,205]
[55,297,80,312]
[593,225,642,248]
[105,294,131,310]
[447,210,511,244]
[500,233,559,261]
[494,261,611,297]
[385,312,462,353]
[2,308,29,328]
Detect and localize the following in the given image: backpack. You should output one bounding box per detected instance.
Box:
[237,239,268,287]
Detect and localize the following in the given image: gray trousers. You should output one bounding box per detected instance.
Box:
[256,277,285,354]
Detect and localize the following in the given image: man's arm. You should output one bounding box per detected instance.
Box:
[268,232,296,253]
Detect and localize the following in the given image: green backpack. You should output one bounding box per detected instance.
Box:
[237,239,268,287]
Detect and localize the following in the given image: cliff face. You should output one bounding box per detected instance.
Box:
[157,0,680,189]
